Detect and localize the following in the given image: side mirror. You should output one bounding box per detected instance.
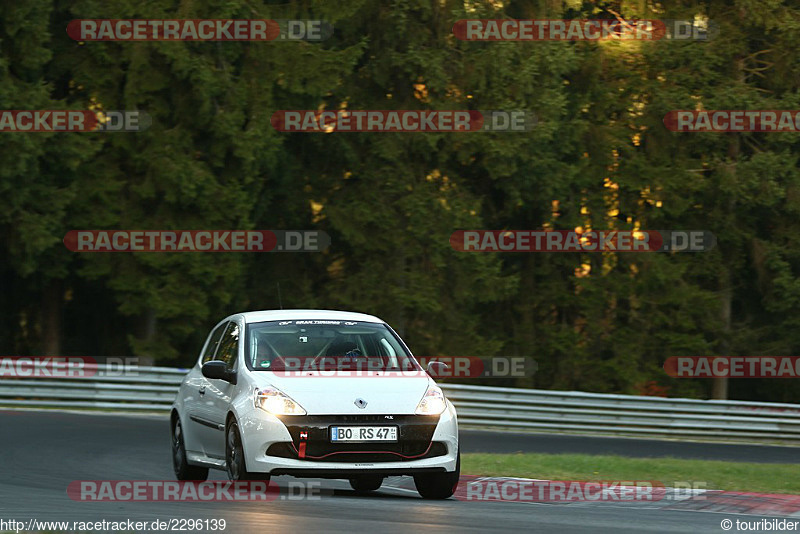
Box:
[202,361,237,384]
[426,360,450,377]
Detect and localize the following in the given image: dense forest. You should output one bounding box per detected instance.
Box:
[2,0,800,402]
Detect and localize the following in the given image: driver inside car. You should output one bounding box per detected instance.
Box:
[326,338,362,359]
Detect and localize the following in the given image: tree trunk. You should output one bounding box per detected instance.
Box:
[712,281,732,399]
[40,279,62,356]
[712,58,744,400]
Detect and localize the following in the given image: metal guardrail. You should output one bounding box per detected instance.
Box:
[0,366,187,411]
[444,383,800,445]
[2,365,800,445]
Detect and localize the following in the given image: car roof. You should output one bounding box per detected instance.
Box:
[238,309,384,324]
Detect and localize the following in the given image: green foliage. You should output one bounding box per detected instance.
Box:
[2,0,800,401]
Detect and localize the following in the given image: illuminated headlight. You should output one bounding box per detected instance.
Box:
[415,386,447,415]
[254,387,306,416]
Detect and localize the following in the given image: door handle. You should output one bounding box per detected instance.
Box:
[199,387,206,396]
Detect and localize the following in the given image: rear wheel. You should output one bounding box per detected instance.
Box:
[226,421,270,481]
[414,447,460,499]
[349,475,383,493]
[172,418,209,481]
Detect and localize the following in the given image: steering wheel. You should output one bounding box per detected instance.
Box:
[344,348,363,359]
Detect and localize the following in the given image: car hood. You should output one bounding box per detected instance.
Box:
[249,372,433,415]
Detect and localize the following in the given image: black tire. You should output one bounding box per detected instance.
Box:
[414,447,460,499]
[172,417,209,481]
[226,421,270,481]
[349,475,383,493]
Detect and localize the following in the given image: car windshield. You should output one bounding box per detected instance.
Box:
[246,320,421,373]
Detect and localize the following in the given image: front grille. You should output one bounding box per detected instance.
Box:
[267,414,444,463]
[266,441,448,463]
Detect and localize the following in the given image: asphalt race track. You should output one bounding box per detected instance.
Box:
[1,410,798,533]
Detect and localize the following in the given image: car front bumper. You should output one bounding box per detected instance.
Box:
[237,402,459,476]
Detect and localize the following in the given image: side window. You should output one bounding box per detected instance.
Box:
[215,322,240,369]
[201,322,229,364]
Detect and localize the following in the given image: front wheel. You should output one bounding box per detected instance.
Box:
[172,417,209,481]
[349,476,383,493]
[226,421,270,482]
[414,447,460,499]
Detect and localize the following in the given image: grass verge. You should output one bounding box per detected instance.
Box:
[462,453,800,495]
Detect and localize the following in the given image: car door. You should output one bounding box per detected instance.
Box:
[203,320,242,459]
[184,320,229,457]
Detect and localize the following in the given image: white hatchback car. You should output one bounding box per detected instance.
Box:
[171,309,460,499]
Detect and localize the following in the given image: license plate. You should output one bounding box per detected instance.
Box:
[330,426,398,442]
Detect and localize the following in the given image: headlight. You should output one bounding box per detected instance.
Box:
[415,385,447,415]
[254,387,307,416]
